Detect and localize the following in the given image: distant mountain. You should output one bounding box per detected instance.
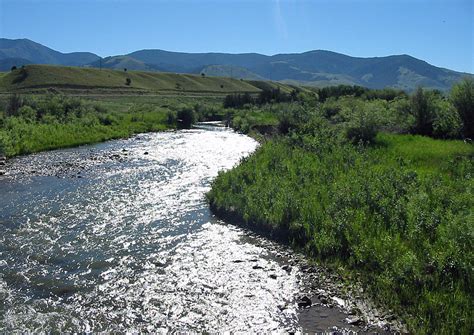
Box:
[1,38,471,91]
[0,38,100,67]
[0,57,33,71]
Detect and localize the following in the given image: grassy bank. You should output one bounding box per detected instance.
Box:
[0,94,183,157]
[208,81,474,334]
[208,130,473,333]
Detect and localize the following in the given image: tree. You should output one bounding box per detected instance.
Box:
[201,73,205,77]
[410,87,434,136]
[124,68,127,72]
[125,78,131,86]
[10,66,17,71]
[451,77,474,138]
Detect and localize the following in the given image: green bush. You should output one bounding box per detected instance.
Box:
[410,87,435,136]
[345,104,379,144]
[5,94,24,117]
[166,110,177,125]
[18,105,38,122]
[432,100,462,138]
[451,77,474,138]
[177,107,196,128]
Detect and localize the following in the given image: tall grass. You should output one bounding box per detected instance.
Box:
[0,95,174,157]
[208,127,473,334]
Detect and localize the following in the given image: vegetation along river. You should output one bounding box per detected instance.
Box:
[0,123,397,333]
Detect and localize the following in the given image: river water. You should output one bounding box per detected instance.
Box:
[0,124,392,333]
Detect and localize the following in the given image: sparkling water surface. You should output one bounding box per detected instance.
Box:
[0,125,305,332]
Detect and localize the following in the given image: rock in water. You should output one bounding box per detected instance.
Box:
[297,296,312,308]
[346,317,364,326]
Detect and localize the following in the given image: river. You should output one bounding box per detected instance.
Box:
[0,124,394,333]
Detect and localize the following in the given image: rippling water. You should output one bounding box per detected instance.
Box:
[0,125,306,332]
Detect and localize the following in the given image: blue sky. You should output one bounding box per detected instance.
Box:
[0,0,472,73]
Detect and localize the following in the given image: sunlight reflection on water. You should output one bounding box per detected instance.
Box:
[0,126,301,332]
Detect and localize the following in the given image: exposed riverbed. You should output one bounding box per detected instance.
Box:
[0,124,400,333]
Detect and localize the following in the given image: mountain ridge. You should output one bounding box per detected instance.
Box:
[0,38,471,91]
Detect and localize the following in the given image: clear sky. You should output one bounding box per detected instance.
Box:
[0,0,472,73]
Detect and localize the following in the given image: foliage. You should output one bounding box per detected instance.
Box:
[5,94,24,117]
[450,77,474,138]
[410,87,435,136]
[0,94,174,157]
[432,99,462,139]
[208,127,473,334]
[177,107,196,128]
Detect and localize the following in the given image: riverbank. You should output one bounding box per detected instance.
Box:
[207,129,473,334]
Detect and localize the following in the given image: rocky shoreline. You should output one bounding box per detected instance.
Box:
[0,155,6,175]
[210,205,407,333]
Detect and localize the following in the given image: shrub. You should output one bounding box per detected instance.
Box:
[125,78,132,86]
[98,113,118,126]
[166,110,177,125]
[177,107,196,128]
[5,94,24,117]
[450,77,474,138]
[345,107,379,144]
[18,105,38,122]
[432,100,462,139]
[410,87,435,136]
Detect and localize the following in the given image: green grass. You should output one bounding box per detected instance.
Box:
[0,94,183,157]
[208,131,473,334]
[373,133,473,175]
[0,65,297,94]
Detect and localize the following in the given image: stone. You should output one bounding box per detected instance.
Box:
[297,296,312,308]
[346,317,364,326]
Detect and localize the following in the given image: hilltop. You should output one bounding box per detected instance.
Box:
[0,64,295,94]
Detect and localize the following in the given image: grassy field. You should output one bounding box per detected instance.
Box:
[0,65,296,94]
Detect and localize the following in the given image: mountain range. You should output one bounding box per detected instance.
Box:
[1,38,471,91]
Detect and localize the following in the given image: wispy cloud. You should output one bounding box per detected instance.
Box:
[274,0,288,39]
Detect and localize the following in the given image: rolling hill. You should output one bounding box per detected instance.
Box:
[0,64,295,94]
[1,38,471,91]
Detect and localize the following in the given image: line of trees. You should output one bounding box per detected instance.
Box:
[315,84,407,102]
[224,88,297,108]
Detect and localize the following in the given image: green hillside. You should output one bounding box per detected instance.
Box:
[0,65,293,94]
